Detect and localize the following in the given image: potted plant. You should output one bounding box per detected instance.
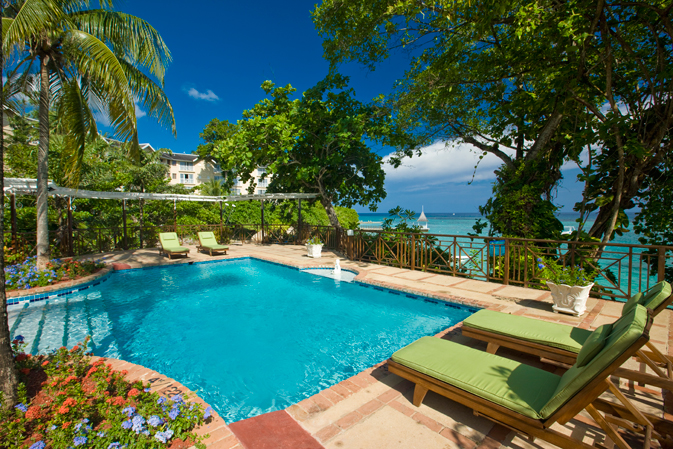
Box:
[537,258,596,316]
[306,236,323,258]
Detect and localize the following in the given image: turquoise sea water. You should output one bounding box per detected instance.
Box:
[10,258,474,423]
[358,212,641,245]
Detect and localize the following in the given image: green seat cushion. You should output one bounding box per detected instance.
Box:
[622,281,672,316]
[539,305,648,419]
[392,337,561,419]
[463,309,592,353]
[163,245,189,252]
[202,244,229,250]
[576,324,612,367]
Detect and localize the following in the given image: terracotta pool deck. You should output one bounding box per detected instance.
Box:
[98,243,673,449]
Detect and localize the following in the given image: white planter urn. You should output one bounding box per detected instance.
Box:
[547,282,594,317]
[307,244,323,258]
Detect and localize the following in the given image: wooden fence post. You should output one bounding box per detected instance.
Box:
[504,239,510,285]
[411,234,416,271]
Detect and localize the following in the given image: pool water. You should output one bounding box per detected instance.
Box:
[10,258,475,423]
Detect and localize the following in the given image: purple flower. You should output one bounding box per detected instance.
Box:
[121,406,135,417]
[204,407,213,420]
[144,388,151,392]
[29,442,46,449]
[14,335,24,342]
[148,415,163,427]
[157,397,166,405]
[121,420,132,430]
[75,423,83,432]
[15,403,28,413]
[171,394,184,403]
[168,408,180,420]
[154,432,168,444]
[164,429,174,439]
[537,263,545,269]
[107,444,121,449]
[73,436,87,446]
[97,432,106,438]
[132,415,146,434]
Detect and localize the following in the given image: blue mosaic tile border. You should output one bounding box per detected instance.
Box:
[6,272,113,307]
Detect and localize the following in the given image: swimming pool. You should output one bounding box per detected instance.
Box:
[9,258,476,423]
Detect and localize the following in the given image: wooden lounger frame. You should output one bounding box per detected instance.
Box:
[161,247,189,259]
[389,313,665,449]
[196,244,227,256]
[462,293,673,390]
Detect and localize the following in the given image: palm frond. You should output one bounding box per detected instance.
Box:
[119,59,176,136]
[65,28,137,136]
[70,10,171,82]
[55,78,97,186]
[3,0,69,57]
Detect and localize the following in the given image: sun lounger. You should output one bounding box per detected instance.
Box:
[462,281,672,389]
[159,232,190,259]
[197,231,228,256]
[389,305,666,449]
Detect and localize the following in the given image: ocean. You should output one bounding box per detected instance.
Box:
[357,212,642,246]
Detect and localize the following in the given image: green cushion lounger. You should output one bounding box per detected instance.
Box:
[197,231,229,256]
[389,306,667,449]
[462,281,673,390]
[159,232,190,259]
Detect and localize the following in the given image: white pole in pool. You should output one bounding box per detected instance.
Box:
[334,259,341,278]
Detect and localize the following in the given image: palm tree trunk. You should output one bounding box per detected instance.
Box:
[0,10,20,409]
[36,53,51,270]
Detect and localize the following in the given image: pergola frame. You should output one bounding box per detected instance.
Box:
[3,178,318,252]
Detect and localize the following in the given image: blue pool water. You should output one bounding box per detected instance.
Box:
[9,258,474,423]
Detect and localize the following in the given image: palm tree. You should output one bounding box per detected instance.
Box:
[199,178,226,197]
[3,0,175,270]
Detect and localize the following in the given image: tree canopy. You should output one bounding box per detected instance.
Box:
[313,0,673,242]
[210,74,411,230]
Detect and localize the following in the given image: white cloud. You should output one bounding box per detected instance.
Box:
[135,102,146,119]
[186,87,220,102]
[382,140,507,192]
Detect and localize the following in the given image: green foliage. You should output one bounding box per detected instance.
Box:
[381,206,424,234]
[306,236,323,245]
[536,257,596,287]
[210,74,412,229]
[479,161,563,239]
[1,337,207,449]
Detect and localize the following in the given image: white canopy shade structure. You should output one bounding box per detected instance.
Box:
[2,178,318,203]
[3,178,320,252]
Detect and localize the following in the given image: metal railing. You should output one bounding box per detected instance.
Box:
[345,229,672,301]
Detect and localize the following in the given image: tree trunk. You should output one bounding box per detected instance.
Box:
[36,53,51,270]
[319,195,342,232]
[0,11,20,409]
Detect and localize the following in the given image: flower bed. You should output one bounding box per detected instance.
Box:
[4,257,106,291]
[0,337,210,448]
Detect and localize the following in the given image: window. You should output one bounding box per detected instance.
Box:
[257,167,267,175]
[214,163,221,171]
[231,188,241,195]
[257,188,267,195]
[234,177,243,186]
[180,173,194,184]
[180,161,194,170]
[172,173,176,179]
[171,160,176,166]
[258,178,269,187]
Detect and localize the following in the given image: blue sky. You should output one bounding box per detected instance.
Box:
[110,0,586,214]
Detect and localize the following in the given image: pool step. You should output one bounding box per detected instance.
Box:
[7,291,120,358]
